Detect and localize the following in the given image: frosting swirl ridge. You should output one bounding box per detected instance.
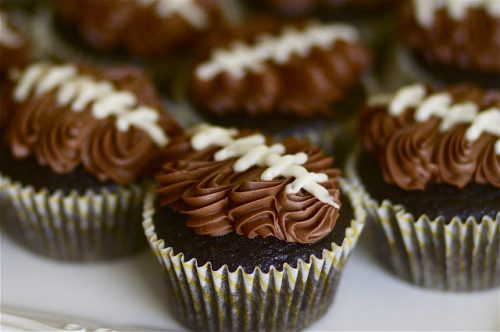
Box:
[363,83,500,190]
[157,128,342,243]
[4,62,182,185]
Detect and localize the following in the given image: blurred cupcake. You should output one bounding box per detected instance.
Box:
[400,0,500,86]
[0,61,183,261]
[46,0,226,91]
[0,10,30,77]
[143,124,366,331]
[347,82,500,291]
[188,17,370,156]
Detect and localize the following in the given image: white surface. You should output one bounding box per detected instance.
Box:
[1,231,499,331]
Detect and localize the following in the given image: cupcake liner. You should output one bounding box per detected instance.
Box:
[0,173,148,261]
[142,179,366,332]
[345,148,500,291]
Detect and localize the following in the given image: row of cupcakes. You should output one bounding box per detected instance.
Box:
[0,60,366,332]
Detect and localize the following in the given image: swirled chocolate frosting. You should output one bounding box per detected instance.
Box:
[402,0,500,73]
[189,18,370,117]
[2,62,182,185]
[55,0,224,58]
[0,10,29,75]
[156,130,342,243]
[362,83,500,190]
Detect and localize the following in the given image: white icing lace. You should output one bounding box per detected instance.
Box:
[189,124,340,207]
[412,0,500,27]
[12,63,169,147]
[134,0,208,29]
[368,83,500,154]
[195,22,359,80]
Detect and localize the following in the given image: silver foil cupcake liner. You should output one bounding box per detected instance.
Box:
[345,150,500,291]
[142,179,366,332]
[0,173,148,261]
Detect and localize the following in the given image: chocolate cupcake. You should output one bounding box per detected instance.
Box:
[54,0,224,58]
[143,124,366,331]
[347,82,500,291]
[0,10,30,77]
[187,18,370,155]
[0,61,183,260]
[45,0,226,93]
[400,0,500,85]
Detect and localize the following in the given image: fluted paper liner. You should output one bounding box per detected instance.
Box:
[142,180,366,332]
[0,173,147,261]
[346,149,500,291]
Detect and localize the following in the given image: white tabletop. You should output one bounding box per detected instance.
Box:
[1,230,499,331]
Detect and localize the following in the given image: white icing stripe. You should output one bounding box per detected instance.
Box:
[134,0,208,29]
[370,84,500,154]
[412,0,500,27]
[189,124,339,208]
[13,63,169,147]
[196,23,359,80]
[0,12,24,47]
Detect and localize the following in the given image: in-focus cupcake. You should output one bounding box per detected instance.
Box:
[0,61,183,261]
[143,124,365,331]
[348,82,499,291]
[400,0,500,86]
[0,9,30,77]
[188,17,370,155]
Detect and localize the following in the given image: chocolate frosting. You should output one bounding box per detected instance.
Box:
[362,84,500,190]
[157,134,342,243]
[55,0,223,58]
[402,0,500,73]
[189,18,370,117]
[3,64,183,185]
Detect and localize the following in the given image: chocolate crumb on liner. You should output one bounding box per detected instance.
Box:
[142,179,366,332]
[345,147,500,291]
[0,173,148,261]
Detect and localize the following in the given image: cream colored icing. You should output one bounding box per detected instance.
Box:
[195,22,359,80]
[12,63,169,147]
[189,124,339,207]
[370,84,500,154]
[0,12,24,47]
[412,0,500,27]
[134,0,208,29]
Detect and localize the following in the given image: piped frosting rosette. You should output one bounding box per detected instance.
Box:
[143,124,366,331]
[0,62,182,260]
[347,83,500,291]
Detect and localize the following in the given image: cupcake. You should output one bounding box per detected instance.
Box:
[143,124,366,331]
[188,17,370,156]
[45,0,226,93]
[400,0,500,86]
[54,0,224,58]
[0,9,30,77]
[0,61,183,261]
[347,82,499,291]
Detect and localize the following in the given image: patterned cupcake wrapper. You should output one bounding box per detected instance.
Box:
[0,173,148,261]
[142,179,367,332]
[345,150,500,291]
